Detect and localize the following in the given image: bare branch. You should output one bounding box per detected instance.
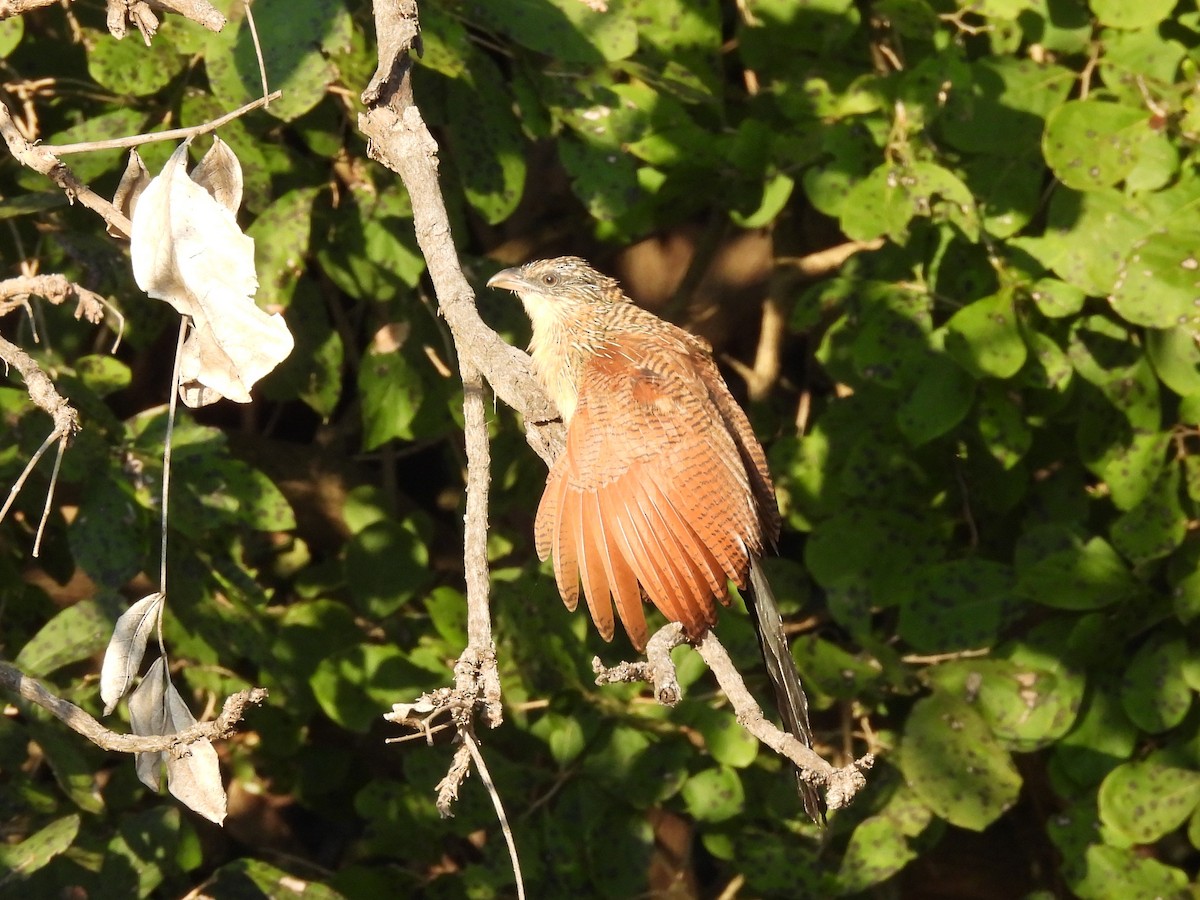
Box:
[46,92,283,156]
[593,622,687,706]
[693,632,873,811]
[0,274,105,323]
[0,0,58,20]
[0,660,267,754]
[357,5,563,467]
[0,99,133,238]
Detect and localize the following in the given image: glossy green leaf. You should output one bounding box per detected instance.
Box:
[1043,100,1150,192]
[0,814,80,878]
[87,28,183,96]
[897,559,1015,653]
[1110,231,1200,329]
[342,519,430,618]
[1110,464,1186,565]
[836,814,917,894]
[945,291,1027,379]
[680,765,744,823]
[896,355,975,445]
[1099,758,1200,844]
[248,187,320,312]
[1089,0,1177,29]
[901,692,1021,831]
[358,348,423,450]
[205,0,353,122]
[1120,634,1191,734]
[14,597,115,683]
[1016,535,1140,610]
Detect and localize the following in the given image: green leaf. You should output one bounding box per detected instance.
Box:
[69,476,146,589]
[14,598,115,678]
[358,347,424,450]
[248,187,320,312]
[0,814,80,878]
[686,705,759,769]
[0,15,23,57]
[1110,464,1186,565]
[205,0,352,122]
[945,291,1027,379]
[932,657,1083,752]
[447,55,527,224]
[836,814,918,894]
[1110,231,1200,329]
[1042,100,1151,191]
[1089,0,1178,30]
[1055,686,1138,789]
[680,765,744,823]
[466,0,637,63]
[1099,758,1200,844]
[1028,278,1085,319]
[841,162,978,242]
[310,643,431,732]
[897,559,1015,653]
[896,355,975,445]
[1072,845,1188,899]
[342,519,431,618]
[87,27,183,96]
[976,381,1032,469]
[74,356,132,397]
[900,692,1022,831]
[1147,326,1200,396]
[1016,535,1140,610]
[1120,633,1191,733]
[940,57,1075,155]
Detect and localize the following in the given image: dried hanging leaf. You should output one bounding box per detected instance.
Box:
[128,656,169,791]
[99,591,164,715]
[189,137,243,215]
[127,655,228,824]
[130,141,294,407]
[110,149,151,237]
[162,679,227,824]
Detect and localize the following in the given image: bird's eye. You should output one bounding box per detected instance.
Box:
[540,273,558,287]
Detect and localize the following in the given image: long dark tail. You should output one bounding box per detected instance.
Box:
[744,560,825,824]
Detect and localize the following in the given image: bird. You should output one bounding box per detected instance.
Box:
[488,256,824,823]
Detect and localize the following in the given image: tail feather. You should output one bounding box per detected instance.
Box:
[744,561,825,825]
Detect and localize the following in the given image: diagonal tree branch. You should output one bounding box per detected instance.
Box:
[0,660,267,754]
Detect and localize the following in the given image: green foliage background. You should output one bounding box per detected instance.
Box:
[2,0,1200,896]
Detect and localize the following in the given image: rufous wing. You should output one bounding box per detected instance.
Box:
[535,331,775,651]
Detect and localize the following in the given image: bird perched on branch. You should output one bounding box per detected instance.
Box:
[488,256,823,823]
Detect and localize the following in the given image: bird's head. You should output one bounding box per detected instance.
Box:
[486,257,627,314]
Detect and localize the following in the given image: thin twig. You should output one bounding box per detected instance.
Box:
[463,731,526,900]
[0,333,79,526]
[241,0,271,108]
[46,92,283,156]
[161,319,188,593]
[0,660,267,753]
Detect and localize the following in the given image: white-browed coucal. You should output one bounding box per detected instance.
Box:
[488,256,823,822]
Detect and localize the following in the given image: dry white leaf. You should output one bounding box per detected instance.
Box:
[130,141,293,407]
[111,150,151,236]
[127,656,228,824]
[128,656,169,791]
[189,137,243,215]
[162,679,227,825]
[99,591,164,715]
